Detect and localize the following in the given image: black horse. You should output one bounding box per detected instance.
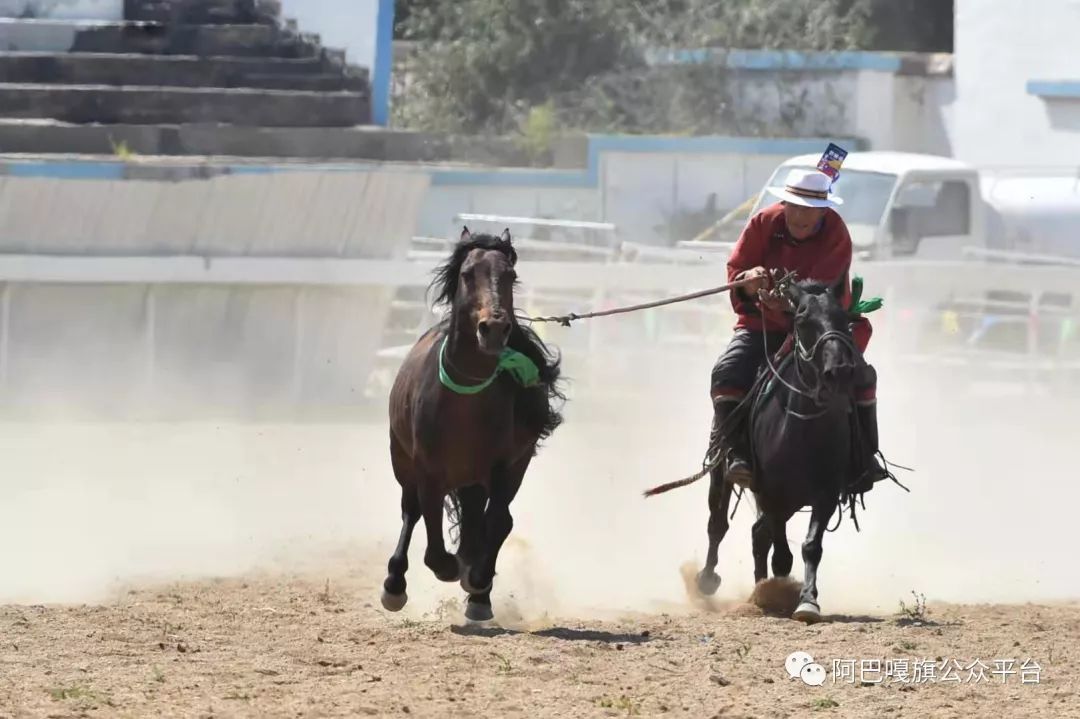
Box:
[649,278,889,623]
[725,279,881,621]
[381,228,566,622]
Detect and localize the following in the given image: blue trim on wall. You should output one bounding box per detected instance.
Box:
[4,161,124,179]
[0,135,858,188]
[1027,80,1080,98]
[430,168,591,188]
[646,48,902,72]
[431,135,852,188]
[371,0,395,126]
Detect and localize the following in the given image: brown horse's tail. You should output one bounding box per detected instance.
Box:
[642,468,709,498]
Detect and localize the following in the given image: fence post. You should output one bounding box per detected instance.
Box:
[143,285,156,402]
[0,283,10,393]
[292,288,306,405]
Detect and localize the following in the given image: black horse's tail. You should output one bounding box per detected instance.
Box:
[444,490,462,548]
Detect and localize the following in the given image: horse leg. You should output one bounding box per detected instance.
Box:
[770,514,794,578]
[793,499,838,624]
[751,510,773,583]
[420,480,461,583]
[454,484,487,578]
[696,465,733,596]
[381,484,420,611]
[463,454,531,622]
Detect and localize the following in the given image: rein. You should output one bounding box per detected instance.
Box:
[761,320,860,422]
[438,335,540,395]
[517,275,769,327]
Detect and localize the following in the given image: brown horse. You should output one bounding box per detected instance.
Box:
[380,227,566,622]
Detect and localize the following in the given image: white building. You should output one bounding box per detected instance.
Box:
[953,0,1080,167]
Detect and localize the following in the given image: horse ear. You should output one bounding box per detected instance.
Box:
[783,283,805,314]
[500,228,518,266]
[460,226,471,242]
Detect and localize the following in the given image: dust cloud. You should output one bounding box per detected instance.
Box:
[1,306,1078,625]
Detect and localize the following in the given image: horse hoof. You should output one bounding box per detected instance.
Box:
[381,590,408,612]
[793,601,822,624]
[465,601,494,623]
[696,570,722,597]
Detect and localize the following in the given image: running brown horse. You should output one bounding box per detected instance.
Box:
[380,227,565,622]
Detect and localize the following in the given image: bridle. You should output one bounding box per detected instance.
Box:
[760,301,860,421]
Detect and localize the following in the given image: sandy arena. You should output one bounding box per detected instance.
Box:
[2,348,1080,717]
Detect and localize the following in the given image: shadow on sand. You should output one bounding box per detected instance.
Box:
[450,624,653,644]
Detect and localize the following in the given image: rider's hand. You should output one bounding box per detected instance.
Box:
[738,266,770,295]
[758,288,788,313]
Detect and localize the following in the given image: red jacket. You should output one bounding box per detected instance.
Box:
[727,203,871,353]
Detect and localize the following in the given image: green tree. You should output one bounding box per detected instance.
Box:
[398,0,634,134]
[395,0,952,135]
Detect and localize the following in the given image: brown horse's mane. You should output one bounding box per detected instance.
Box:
[429,232,517,309]
[427,232,566,441]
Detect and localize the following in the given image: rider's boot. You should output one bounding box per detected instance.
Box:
[712,399,754,491]
[852,400,889,494]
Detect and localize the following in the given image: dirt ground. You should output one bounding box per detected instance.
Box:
[1,553,1078,719]
[2,362,1079,718]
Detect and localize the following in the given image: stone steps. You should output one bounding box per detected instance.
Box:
[0,19,317,57]
[0,83,367,126]
[0,52,367,91]
[0,1,377,156]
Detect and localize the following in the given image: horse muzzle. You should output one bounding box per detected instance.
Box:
[819,362,856,404]
[476,315,510,355]
[821,363,855,387]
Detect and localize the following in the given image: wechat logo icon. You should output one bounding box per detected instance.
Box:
[785,651,827,686]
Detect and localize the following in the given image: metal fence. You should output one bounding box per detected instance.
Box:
[0,230,1075,418]
[365,224,1080,403]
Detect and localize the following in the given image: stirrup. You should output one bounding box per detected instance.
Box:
[724,454,755,490]
[850,453,891,494]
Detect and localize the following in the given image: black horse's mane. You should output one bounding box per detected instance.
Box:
[428,232,566,441]
[796,279,832,294]
[788,278,851,320]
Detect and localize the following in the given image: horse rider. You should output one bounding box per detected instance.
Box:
[709,167,888,494]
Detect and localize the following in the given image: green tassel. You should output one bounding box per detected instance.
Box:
[849,275,883,317]
[497,347,540,387]
[850,275,864,308]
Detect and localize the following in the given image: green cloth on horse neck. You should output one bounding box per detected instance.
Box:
[438,336,540,395]
[849,275,883,317]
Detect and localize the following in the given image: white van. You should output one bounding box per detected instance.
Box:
[754,151,983,261]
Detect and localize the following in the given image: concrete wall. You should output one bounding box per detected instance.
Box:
[645,49,955,157]
[893,73,956,156]
[0,159,430,418]
[413,135,860,246]
[0,162,429,257]
[954,0,1080,167]
[0,0,120,19]
[279,0,393,124]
